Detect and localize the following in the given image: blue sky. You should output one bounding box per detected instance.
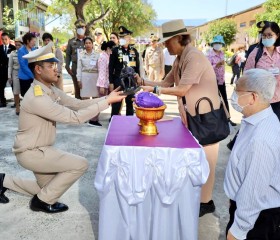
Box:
[150,0,266,21]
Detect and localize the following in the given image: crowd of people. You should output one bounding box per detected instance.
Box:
[1,18,280,240]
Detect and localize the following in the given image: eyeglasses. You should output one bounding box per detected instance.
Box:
[234,87,255,93]
[39,63,58,70]
[262,33,276,39]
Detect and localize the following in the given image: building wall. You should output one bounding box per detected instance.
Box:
[192,4,264,51]
[0,0,47,39]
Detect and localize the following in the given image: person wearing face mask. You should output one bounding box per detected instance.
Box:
[225,69,280,240]
[244,21,280,120]
[65,19,87,99]
[109,26,140,119]
[208,35,236,126]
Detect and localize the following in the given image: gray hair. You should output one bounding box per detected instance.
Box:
[242,69,276,102]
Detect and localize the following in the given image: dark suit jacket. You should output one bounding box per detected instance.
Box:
[0,44,16,69]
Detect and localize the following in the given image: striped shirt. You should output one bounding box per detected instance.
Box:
[224,106,280,239]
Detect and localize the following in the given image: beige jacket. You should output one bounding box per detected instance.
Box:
[13,79,108,153]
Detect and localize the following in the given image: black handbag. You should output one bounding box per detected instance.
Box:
[183,96,230,145]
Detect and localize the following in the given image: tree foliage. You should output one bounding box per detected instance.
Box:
[248,0,280,37]
[203,19,237,46]
[47,0,156,38]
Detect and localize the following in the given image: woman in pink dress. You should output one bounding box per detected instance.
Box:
[97,41,116,97]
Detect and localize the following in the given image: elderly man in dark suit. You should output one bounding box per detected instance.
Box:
[0,32,16,107]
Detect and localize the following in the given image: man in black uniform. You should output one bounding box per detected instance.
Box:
[0,32,16,107]
[109,26,140,118]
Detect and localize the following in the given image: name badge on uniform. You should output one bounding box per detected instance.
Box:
[128,61,136,67]
[34,85,43,96]
[268,67,280,76]
[123,55,129,63]
[90,60,97,66]
[77,48,83,59]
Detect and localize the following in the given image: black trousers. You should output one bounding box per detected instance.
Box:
[19,79,33,97]
[231,65,240,84]
[111,77,134,117]
[226,200,280,240]
[163,65,172,79]
[0,68,8,104]
[218,83,229,112]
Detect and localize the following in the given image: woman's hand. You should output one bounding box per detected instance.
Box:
[99,87,105,95]
[106,86,126,104]
[141,86,154,92]
[78,81,82,89]
[134,73,142,85]
[109,84,114,93]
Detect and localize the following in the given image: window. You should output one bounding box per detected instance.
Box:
[19,0,28,26]
[249,20,256,26]
[240,22,246,28]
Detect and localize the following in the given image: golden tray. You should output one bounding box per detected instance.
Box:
[134,104,167,135]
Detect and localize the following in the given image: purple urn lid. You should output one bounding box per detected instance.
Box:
[135,92,164,108]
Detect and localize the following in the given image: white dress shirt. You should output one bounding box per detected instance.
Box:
[224,106,280,239]
[163,47,176,66]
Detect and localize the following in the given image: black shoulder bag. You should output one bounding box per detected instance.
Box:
[182,96,230,146]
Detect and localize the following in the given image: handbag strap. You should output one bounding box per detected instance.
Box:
[194,97,214,115]
[218,91,230,119]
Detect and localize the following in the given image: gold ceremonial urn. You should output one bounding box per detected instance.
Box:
[134,104,167,135]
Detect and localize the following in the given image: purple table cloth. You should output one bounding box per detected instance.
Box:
[105,116,200,148]
[95,116,209,240]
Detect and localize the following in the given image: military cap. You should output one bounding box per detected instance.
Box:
[118,26,133,37]
[75,19,86,28]
[94,28,103,35]
[23,42,59,63]
[256,21,269,31]
[14,36,23,43]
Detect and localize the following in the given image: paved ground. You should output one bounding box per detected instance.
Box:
[0,71,242,240]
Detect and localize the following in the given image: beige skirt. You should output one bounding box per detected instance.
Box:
[80,72,98,98]
[12,69,20,95]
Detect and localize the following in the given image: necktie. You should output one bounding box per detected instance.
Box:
[4,45,7,54]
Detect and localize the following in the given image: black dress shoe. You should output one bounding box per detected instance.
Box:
[0,173,9,204]
[199,200,216,217]
[0,103,7,108]
[10,104,16,108]
[30,195,68,213]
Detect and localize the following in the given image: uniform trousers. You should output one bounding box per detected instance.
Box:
[71,62,81,99]
[111,77,134,117]
[4,146,89,204]
[0,67,8,104]
[226,200,280,240]
[148,66,162,81]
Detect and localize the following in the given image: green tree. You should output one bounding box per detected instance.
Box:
[249,0,280,38]
[203,19,237,46]
[51,27,72,45]
[47,0,156,38]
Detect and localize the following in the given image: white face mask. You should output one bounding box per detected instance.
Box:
[262,37,276,47]
[230,91,251,113]
[77,28,85,36]
[213,44,222,51]
[119,38,127,46]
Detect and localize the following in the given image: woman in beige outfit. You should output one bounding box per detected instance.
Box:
[137,19,221,217]
[77,37,101,127]
[8,38,23,115]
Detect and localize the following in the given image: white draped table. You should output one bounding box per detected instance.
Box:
[94,116,209,240]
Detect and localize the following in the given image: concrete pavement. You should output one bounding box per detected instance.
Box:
[0,71,242,240]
